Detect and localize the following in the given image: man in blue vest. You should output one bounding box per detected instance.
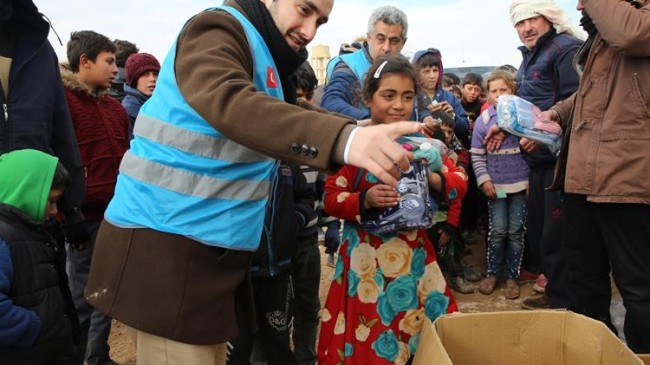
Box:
[85,1,420,364]
[321,5,408,120]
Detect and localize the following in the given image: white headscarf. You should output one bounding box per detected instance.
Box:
[510,0,584,39]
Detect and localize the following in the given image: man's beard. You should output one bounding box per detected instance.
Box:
[579,10,598,38]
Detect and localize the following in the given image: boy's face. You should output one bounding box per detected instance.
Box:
[44,188,64,221]
[136,71,158,97]
[367,74,415,125]
[296,86,315,103]
[79,51,118,90]
[441,124,454,146]
[461,84,481,103]
[417,65,439,93]
[263,0,333,52]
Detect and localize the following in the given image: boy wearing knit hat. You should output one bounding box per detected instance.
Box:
[0,149,79,364]
[123,52,160,127]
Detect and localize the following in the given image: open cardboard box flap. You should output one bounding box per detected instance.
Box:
[414,311,646,365]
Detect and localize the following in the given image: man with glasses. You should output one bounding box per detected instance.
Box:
[321,5,408,120]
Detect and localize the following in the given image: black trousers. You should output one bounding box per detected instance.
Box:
[228,272,298,365]
[524,165,569,308]
[564,193,650,353]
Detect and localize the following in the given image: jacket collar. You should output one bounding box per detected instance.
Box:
[60,63,109,98]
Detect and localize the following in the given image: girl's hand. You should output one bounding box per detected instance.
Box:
[364,184,400,209]
[520,137,539,153]
[481,181,497,200]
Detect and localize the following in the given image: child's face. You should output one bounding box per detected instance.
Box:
[441,124,454,146]
[417,65,439,93]
[136,71,159,97]
[461,84,482,103]
[296,86,315,104]
[44,188,64,221]
[79,51,118,90]
[488,78,514,106]
[367,74,415,125]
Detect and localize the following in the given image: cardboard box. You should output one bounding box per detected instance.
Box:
[413,311,645,365]
[639,355,650,365]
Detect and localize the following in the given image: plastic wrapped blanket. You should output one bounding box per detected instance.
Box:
[496,95,563,155]
[361,160,436,234]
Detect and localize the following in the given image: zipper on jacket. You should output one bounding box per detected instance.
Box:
[2,103,7,121]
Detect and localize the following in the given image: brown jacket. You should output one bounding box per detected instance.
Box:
[86,2,355,345]
[551,0,650,204]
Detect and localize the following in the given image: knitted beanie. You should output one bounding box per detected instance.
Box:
[125,53,160,86]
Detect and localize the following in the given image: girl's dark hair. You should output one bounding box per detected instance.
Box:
[51,162,69,191]
[362,55,417,102]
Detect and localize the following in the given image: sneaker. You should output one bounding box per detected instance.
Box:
[448,276,474,294]
[533,274,547,293]
[462,262,481,282]
[326,253,336,268]
[517,269,539,284]
[521,293,550,310]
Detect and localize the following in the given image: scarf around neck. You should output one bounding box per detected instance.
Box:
[234,0,308,104]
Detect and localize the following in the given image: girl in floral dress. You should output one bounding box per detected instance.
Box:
[318,55,458,365]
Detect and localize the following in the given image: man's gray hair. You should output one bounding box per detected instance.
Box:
[367,6,408,39]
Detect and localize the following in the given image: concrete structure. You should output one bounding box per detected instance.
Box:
[310,44,331,85]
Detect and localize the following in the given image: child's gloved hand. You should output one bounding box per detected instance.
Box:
[413,142,442,172]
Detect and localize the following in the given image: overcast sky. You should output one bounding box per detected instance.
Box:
[34,0,583,68]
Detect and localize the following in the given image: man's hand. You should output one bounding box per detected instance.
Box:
[356,118,372,127]
[520,137,539,153]
[540,110,560,125]
[348,122,421,187]
[484,124,506,151]
[364,184,400,209]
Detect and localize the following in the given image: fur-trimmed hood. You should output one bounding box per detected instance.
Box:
[59,62,109,98]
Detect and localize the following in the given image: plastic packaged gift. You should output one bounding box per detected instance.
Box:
[496,94,563,155]
[361,160,435,234]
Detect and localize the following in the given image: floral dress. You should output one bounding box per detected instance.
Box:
[318,165,457,365]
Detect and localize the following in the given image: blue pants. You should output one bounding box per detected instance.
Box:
[66,221,113,365]
[486,192,526,279]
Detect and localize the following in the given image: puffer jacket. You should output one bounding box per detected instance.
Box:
[61,66,130,220]
[0,204,77,364]
[551,0,650,204]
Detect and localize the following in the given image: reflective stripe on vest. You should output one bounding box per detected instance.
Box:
[105,5,283,251]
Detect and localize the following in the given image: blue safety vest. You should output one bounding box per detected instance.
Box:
[325,49,371,84]
[104,6,283,251]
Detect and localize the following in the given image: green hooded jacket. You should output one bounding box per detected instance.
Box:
[0,149,58,222]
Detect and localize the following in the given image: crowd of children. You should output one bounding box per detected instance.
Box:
[3,0,646,363]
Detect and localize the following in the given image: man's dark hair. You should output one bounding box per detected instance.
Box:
[51,162,69,191]
[462,73,483,87]
[294,61,318,93]
[114,39,139,67]
[67,30,116,72]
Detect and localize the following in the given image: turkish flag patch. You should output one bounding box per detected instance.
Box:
[266,66,278,88]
